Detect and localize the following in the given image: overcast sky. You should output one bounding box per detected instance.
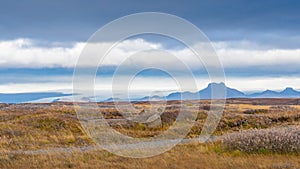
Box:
[0,0,300,93]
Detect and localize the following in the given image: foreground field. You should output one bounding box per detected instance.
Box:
[0,98,300,168]
[1,143,300,169]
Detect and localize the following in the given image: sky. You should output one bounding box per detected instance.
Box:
[0,0,300,96]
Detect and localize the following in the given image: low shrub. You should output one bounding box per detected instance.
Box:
[222,126,300,153]
[243,109,268,114]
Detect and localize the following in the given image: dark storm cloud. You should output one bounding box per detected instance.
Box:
[0,0,299,44]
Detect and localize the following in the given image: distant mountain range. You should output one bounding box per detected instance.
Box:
[168,83,300,100]
[1,83,300,103]
[114,82,300,101]
[248,87,300,98]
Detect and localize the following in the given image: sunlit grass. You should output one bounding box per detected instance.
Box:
[0,99,300,168]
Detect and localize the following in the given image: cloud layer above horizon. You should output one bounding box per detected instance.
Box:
[1,38,300,72]
[0,37,299,94]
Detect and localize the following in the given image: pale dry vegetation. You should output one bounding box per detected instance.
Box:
[223,126,300,153]
[0,99,300,168]
[1,143,300,169]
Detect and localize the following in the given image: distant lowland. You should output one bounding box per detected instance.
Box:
[1,83,300,103]
[0,92,73,103]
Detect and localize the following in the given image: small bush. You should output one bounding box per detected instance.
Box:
[222,126,300,153]
[243,109,268,114]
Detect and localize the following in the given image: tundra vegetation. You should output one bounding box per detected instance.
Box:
[0,98,299,168]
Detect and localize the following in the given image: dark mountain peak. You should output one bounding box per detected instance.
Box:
[282,87,294,92]
[103,97,122,102]
[280,87,300,95]
[200,82,245,99]
[249,87,300,98]
[207,82,226,88]
[138,95,164,101]
[249,89,278,98]
[264,89,276,93]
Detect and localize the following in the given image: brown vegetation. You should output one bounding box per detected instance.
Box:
[0,99,300,168]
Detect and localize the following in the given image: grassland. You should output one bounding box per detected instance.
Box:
[0,99,299,168]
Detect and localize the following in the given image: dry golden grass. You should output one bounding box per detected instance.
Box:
[1,143,299,169]
[0,99,300,168]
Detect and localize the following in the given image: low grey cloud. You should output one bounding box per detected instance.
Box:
[0,38,299,75]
